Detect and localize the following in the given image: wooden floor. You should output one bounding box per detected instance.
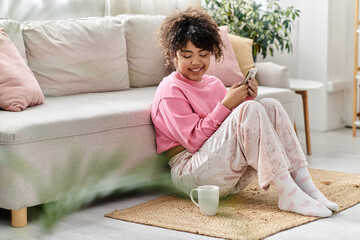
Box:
[1,128,360,240]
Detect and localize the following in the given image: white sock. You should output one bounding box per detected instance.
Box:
[291,167,338,212]
[273,171,332,217]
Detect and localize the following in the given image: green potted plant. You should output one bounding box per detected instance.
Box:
[205,0,300,60]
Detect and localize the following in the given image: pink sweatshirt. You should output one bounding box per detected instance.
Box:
[151,71,232,153]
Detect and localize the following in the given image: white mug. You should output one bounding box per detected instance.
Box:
[190,185,219,216]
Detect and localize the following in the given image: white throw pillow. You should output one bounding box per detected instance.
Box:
[118,14,172,87]
[255,62,290,89]
[0,18,27,62]
[22,17,129,96]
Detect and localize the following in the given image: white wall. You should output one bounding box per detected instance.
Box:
[259,0,354,131]
[297,0,329,131]
[327,0,353,130]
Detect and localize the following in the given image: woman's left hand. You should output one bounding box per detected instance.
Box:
[247,78,258,98]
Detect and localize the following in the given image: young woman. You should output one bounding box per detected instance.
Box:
[151,8,338,217]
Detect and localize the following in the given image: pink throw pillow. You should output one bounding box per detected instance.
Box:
[0,29,44,112]
[206,26,245,87]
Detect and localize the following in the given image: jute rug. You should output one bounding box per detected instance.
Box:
[105,169,360,240]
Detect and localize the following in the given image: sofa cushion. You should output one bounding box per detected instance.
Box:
[206,26,244,87]
[0,18,27,62]
[0,86,294,144]
[22,16,129,96]
[118,14,172,87]
[0,87,158,144]
[0,29,44,112]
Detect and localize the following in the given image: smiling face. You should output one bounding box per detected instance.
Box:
[174,40,210,82]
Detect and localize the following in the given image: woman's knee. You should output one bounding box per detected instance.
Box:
[259,98,283,110]
[236,100,267,119]
[241,99,263,109]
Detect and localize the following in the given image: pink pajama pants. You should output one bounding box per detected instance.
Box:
[169,98,309,197]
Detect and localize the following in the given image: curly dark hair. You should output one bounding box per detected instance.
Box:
[159,8,223,67]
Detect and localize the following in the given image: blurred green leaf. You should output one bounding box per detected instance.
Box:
[1,147,177,233]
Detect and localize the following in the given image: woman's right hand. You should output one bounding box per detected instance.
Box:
[221,83,249,110]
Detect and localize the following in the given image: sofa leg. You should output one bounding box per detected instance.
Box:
[11,207,27,227]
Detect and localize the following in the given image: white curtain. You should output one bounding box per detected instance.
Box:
[106,0,201,16]
[0,0,106,21]
[0,0,202,21]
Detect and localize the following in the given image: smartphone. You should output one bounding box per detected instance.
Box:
[241,68,257,85]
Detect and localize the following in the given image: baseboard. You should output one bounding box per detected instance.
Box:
[345,125,360,129]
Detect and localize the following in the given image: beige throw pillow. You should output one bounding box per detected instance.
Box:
[22,17,129,96]
[119,15,172,87]
[228,34,255,77]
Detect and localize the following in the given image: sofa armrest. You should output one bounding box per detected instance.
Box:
[254,62,290,89]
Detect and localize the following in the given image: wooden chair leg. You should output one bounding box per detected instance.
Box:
[11,207,27,227]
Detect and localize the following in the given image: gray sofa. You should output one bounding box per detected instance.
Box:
[0,14,295,227]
